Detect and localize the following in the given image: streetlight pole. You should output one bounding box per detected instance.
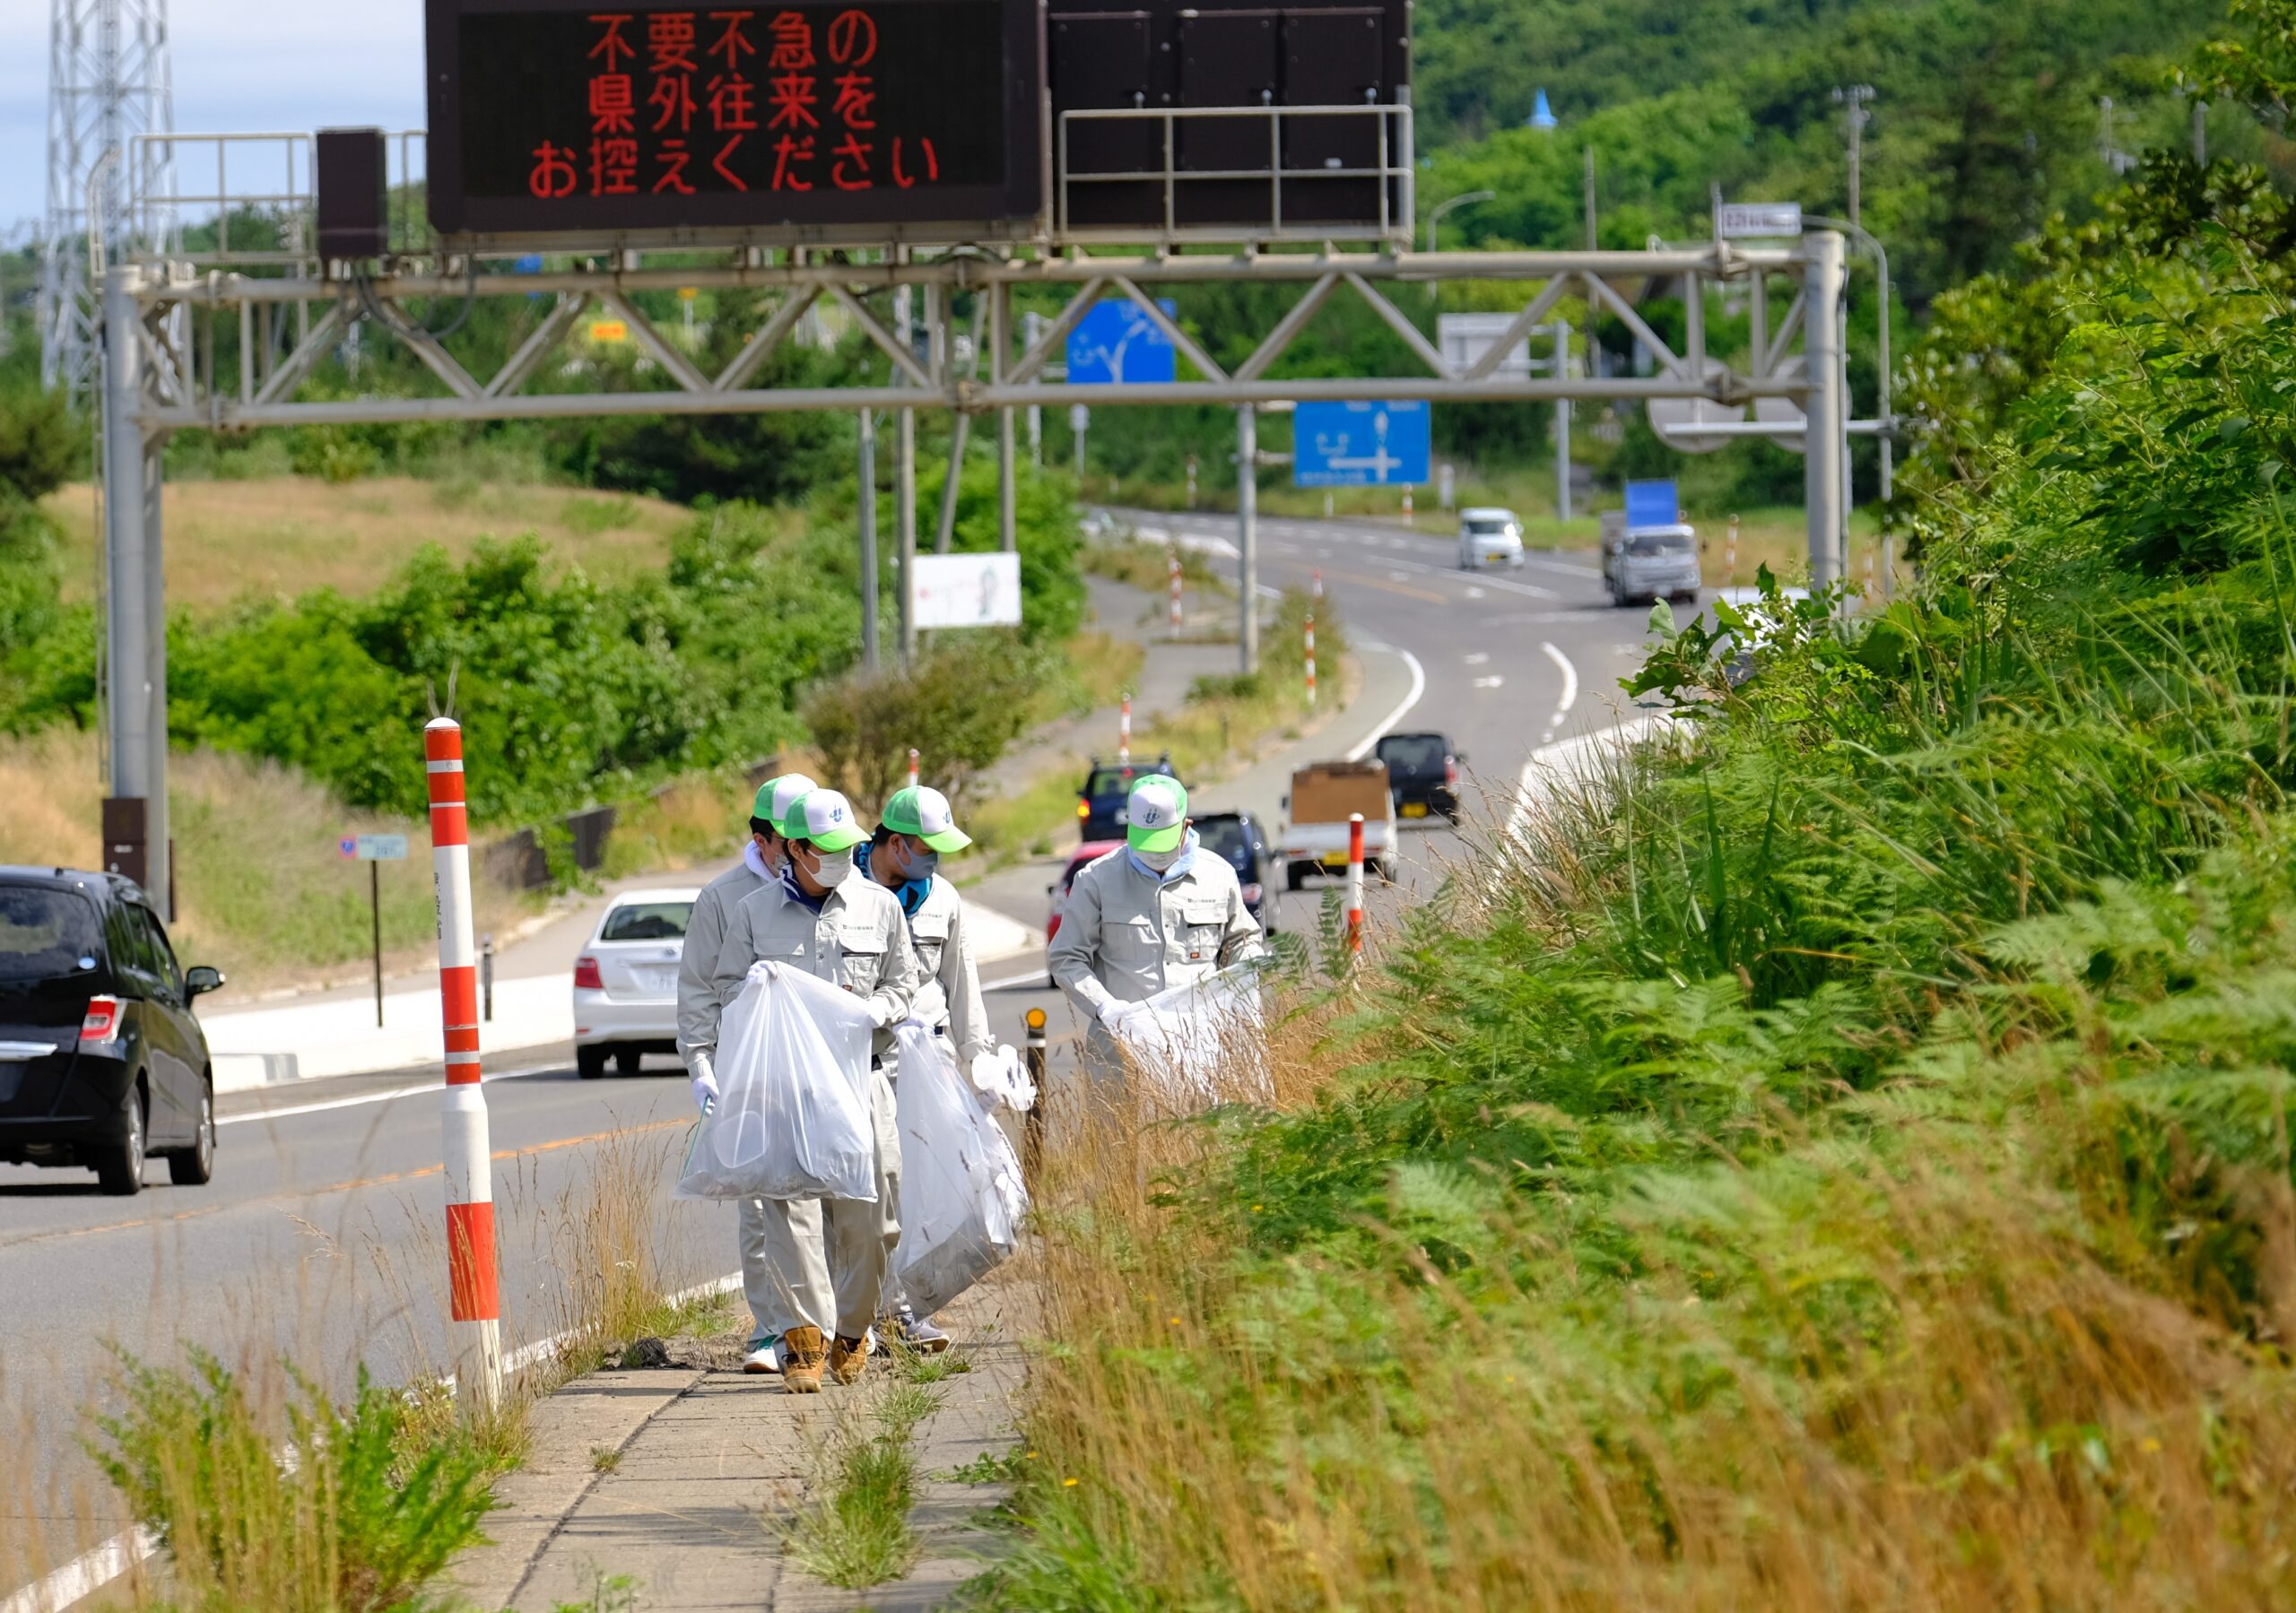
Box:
[1831,85,1874,234]
[1422,189,1494,255]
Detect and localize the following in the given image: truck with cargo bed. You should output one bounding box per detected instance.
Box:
[1276,760,1396,890]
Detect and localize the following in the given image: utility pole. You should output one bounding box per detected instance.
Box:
[1801,231,1848,596]
[895,278,917,665]
[1831,85,1874,234]
[1236,406,1258,675]
[857,409,879,670]
[1552,319,1572,523]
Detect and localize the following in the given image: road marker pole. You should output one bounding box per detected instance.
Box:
[1344,811,1365,962]
[1022,1005,1048,1185]
[1304,611,1317,708]
[1402,489,1413,524]
[1311,567,1323,601]
[1118,692,1132,764]
[424,717,502,1414]
[907,748,920,788]
[1168,550,1183,636]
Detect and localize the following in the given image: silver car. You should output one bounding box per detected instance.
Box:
[571,887,698,1079]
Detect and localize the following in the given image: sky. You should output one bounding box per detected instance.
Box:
[0,2,428,231]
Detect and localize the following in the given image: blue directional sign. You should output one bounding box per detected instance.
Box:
[1066,298,1178,386]
[1624,479,1681,528]
[1292,400,1431,487]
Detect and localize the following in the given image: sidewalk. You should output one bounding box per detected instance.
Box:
[455,1280,1031,1612]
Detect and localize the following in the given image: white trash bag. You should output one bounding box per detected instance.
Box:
[1113,965,1270,1111]
[969,1044,1037,1114]
[892,1024,1029,1314]
[677,963,879,1202]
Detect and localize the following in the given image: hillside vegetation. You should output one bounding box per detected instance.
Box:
[977,7,2296,1607]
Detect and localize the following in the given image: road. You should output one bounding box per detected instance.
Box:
[0,507,1669,1602]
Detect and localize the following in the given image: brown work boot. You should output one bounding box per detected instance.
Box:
[830,1333,870,1385]
[781,1326,826,1394]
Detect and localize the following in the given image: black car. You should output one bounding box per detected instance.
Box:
[0,868,224,1194]
[1076,754,1180,842]
[1191,810,1277,935]
[1375,732,1463,822]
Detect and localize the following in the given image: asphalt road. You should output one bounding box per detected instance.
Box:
[0,508,1672,1598]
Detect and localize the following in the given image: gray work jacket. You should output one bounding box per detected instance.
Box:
[898,872,992,1067]
[675,856,770,1071]
[1049,847,1265,1051]
[715,869,921,1062]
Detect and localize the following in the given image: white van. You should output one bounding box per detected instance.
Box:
[1456,507,1526,569]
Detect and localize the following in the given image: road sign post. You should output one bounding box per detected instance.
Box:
[339,832,410,1027]
[422,718,502,1414]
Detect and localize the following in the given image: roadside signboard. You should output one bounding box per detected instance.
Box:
[425,0,1042,246]
[1292,400,1431,488]
[1437,313,1549,379]
[912,551,1022,629]
[1623,479,1681,528]
[1066,299,1178,386]
[339,834,411,861]
[1718,202,1803,238]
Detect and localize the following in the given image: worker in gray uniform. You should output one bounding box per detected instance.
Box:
[712,787,920,1393]
[675,770,815,1375]
[858,783,988,1354]
[1049,774,1265,1080]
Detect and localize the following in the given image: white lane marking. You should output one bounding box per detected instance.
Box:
[1504,715,1675,847]
[1387,569,1413,582]
[1344,646,1429,761]
[983,967,1048,993]
[1378,553,1560,599]
[1473,675,1505,689]
[1,1528,157,1613]
[1538,640,1579,745]
[216,1062,562,1127]
[1465,586,1486,599]
[1464,652,1490,664]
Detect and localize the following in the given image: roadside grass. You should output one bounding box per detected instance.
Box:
[1078,536,1228,595]
[85,1348,503,1613]
[41,476,691,615]
[0,727,535,994]
[975,562,2296,1607]
[782,1382,944,1589]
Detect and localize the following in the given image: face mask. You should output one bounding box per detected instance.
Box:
[1132,843,1182,872]
[808,848,856,887]
[903,843,941,883]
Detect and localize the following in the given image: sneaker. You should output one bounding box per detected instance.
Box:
[781,1326,826,1394]
[830,1333,870,1385]
[742,1335,780,1375]
[876,1305,952,1356]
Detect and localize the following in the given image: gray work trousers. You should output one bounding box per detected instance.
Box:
[746,1064,902,1340]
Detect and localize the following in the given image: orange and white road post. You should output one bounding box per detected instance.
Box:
[1168,550,1183,637]
[1344,811,1365,960]
[1304,610,1318,708]
[907,748,920,788]
[424,717,502,1412]
[1118,692,1132,763]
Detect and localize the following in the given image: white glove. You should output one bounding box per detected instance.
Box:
[690,1063,719,1113]
[868,997,896,1029]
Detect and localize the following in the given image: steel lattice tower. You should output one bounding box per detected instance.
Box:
[40,0,174,398]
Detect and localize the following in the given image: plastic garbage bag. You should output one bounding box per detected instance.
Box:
[969,1044,1037,1114]
[892,1024,1028,1314]
[676,962,879,1202]
[1113,964,1270,1111]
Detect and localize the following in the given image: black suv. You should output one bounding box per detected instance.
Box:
[1375,732,1463,822]
[1191,810,1278,934]
[1076,754,1180,842]
[0,868,224,1194]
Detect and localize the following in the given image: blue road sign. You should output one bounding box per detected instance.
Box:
[1066,299,1178,386]
[1624,479,1681,527]
[1292,400,1431,487]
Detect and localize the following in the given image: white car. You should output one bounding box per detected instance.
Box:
[571,887,699,1079]
[1457,507,1526,569]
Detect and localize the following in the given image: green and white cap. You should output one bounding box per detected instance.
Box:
[1126,775,1188,854]
[882,785,972,854]
[778,787,868,853]
[752,772,818,827]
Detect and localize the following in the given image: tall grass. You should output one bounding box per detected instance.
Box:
[975,568,2296,1607]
